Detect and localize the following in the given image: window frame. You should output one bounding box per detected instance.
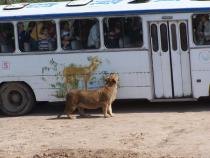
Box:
[170,23,178,51]
[179,22,188,51]
[151,23,159,52]
[160,23,169,52]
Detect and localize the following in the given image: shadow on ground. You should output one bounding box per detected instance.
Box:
[33,148,148,158]
[1,99,210,117]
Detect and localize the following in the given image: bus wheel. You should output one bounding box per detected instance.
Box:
[0,82,35,116]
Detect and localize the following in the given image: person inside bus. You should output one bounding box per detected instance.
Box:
[0,25,14,53]
[30,21,43,51]
[26,22,36,51]
[61,21,74,50]
[197,14,210,44]
[129,18,143,47]
[48,22,57,50]
[0,32,7,53]
[119,18,132,48]
[74,20,88,49]
[18,22,30,52]
[62,34,71,50]
[87,20,100,49]
[106,21,122,48]
[61,20,76,50]
[38,27,51,51]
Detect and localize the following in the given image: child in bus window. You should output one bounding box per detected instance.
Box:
[61,21,71,49]
[38,27,51,51]
[61,21,75,50]
[62,34,71,50]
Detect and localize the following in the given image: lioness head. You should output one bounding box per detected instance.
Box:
[105,73,119,86]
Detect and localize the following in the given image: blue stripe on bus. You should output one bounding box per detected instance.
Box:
[0,7,210,21]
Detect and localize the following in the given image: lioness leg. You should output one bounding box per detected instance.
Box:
[65,106,76,119]
[102,104,110,118]
[61,93,76,119]
[57,102,70,118]
[78,107,90,117]
[107,104,114,117]
[78,81,89,117]
[57,105,75,119]
[57,113,62,118]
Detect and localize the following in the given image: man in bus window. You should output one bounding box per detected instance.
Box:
[0,25,13,53]
[129,18,142,47]
[48,22,57,50]
[87,20,100,49]
[18,22,30,52]
[197,14,210,44]
[27,22,36,51]
[0,32,7,53]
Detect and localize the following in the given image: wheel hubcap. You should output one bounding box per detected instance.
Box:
[8,90,23,106]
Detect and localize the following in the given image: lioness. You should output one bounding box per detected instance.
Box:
[58,73,119,119]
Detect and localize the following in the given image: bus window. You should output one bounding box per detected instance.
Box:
[103,16,143,49]
[151,24,159,52]
[180,23,188,51]
[160,23,168,52]
[192,14,210,45]
[17,20,57,52]
[60,18,100,50]
[0,23,15,53]
[171,24,177,51]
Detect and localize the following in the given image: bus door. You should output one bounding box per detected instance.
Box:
[150,21,192,98]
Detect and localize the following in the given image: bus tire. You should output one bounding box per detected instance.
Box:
[0,82,35,116]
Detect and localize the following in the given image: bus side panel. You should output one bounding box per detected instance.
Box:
[0,50,153,101]
[190,48,210,98]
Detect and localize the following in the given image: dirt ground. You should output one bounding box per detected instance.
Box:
[1,100,210,158]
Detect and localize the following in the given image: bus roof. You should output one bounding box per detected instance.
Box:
[0,0,210,21]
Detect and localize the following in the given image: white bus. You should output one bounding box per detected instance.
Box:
[0,0,210,115]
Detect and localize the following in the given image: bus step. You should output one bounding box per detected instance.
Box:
[151,98,197,102]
